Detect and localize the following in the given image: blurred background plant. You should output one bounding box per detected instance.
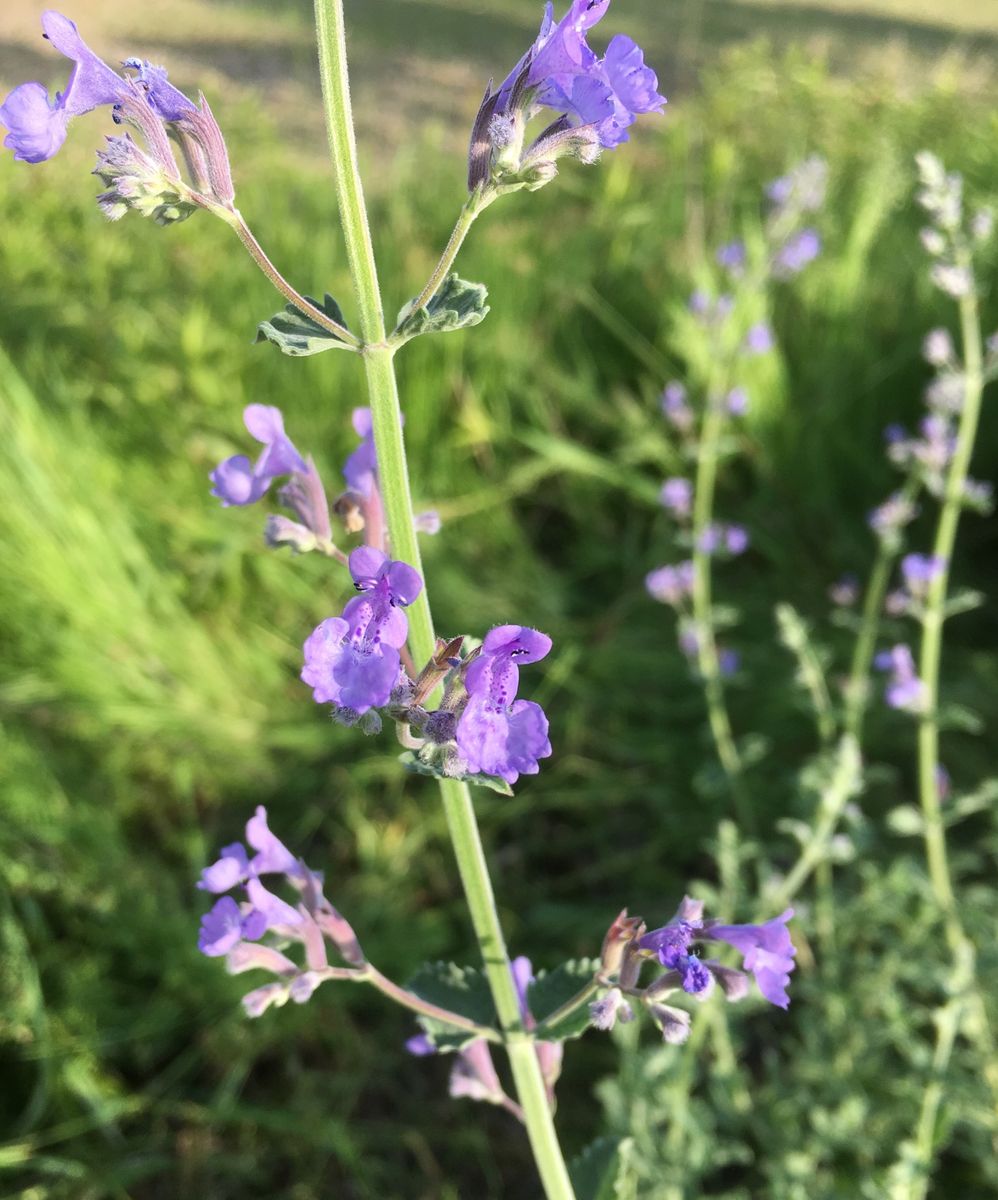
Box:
[1,0,997,1196]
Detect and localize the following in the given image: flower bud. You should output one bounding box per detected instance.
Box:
[647,1002,692,1044]
[600,909,645,977]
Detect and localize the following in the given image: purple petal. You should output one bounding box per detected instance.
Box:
[41,12,125,118]
[331,643,402,711]
[0,82,69,163]
[126,58,193,121]
[602,34,665,116]
[511,956,534,1021]
[708,908,796,1009]
[385,560,424,607]
[245,806,299,876]
[198,842,249,893]
[198,896,244,957]
[243,404,287,444]
[210,455,269,506]
[481,625,552,664]
[348,545,389,586]
[406,1033,437,1056]
[301,617,351,704]
[245,878,304,929]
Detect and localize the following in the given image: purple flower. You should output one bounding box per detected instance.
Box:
[922,328,955,367]
[773,228,821,277]
[726,386,749,416]
[1,12,193,163]
[725,525,749,556]
[342,407,378,498]
[744,323,774,355]
[869,491,918,536]
[718,648,740,676]
[829,573,859,606]
[211,405,308,507]
[716,240,746,272]
[901,553,946,598]
[198,895,267,957]
[661,381,693,432]
[875,643,927,712]
[302,548,423,715]
[659,476,693,518]
[707,909,797,1009]
[645,561,694,607]
[455,625,553,784]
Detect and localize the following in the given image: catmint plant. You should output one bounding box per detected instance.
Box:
[645,158,826,817]
[1,5,800,1196]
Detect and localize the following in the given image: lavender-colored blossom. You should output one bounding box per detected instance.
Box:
[198,895,267,957]
[211,405,308,507]
[718,648,740,676]
[661,381,694,432]
[931,263,973,298]
[414,510,442,535]
[648,1002,691,1043]
[301,548,423,715]
[455,625,553,784]
[744,323,774,355]
[645,561,694,607]
[829,573,859,606]
[716,241,746,272]
[767,156,828,215]
[726,386,749,416]
[342,407,378,497]
[901,553,945,598]
[590,986,634,1031]
[924,374,965,415]
[659,476,693,518]
[922,328,955,367]
[708,909,796,1009]
[875,643,926,712]
[913,414,957,474]
[884,589,909,616]
[1,12,193,163]
[773,228,821,277]
[725,525,749,556]
[869,491,918,537]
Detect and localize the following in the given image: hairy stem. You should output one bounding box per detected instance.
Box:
[405,191,491,320]
[224,211,359,345]
[313,3,576,1195]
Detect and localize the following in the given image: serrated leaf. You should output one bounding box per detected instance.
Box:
[398,750,514,796]
[255,293,353,356]
[530,959,599,1041]
[405,961,497,1053]
[393,273,490,344]
[569,1136,635,1200]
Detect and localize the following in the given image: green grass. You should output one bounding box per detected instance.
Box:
[1,24,998,1200]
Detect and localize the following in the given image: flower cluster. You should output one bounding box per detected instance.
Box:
[407,956,562,1112]
[468,0,665,192]
[1,12,233,221]
[874,643,927,713]
[591,900,796,1044]
[197,806,365,1016]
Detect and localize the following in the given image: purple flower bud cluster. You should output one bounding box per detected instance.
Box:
[407,955,562,1111]
[868,490,918,541]
[916,151,976,298]
[1,13,233,220]
[197,807,365,1016]
[874,644,927,713]
[590,901,796,1045]
[829,573,860,607]
[697,522,750,557]
[468,0,665,191]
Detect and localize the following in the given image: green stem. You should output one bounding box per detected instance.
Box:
[690,400,751,828]
[364,964,502,1043]
[312,4,575,1195]
[914,263,998,1120]
[225,211,360,346]
[407,191,491,319]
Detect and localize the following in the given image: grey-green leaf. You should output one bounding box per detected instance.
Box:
[530,958,600,1041]
[569,1136,636,1200]
[398,750,514,796]
[255,293,353,356]
[405,961,497,1053]
[393,273,490,344]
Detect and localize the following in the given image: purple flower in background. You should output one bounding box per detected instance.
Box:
[661,381,694,432]
[455,625,553,784]
[707,909,797,1009]
[875,644,926,712]
[716,240,746,272]
[922,327,955,367]
[211,405,308,507]
[301,548,423,714]
[726,386,749,416]
[767,156,828,215]
[342,407,378,497]
[725,525,749,556]
[718,648,740,676]
[869,491,918,537]
[744,323,774,355]
[829,573,859,606]
[773,228,821,277]
[901,553,946,598]
[645,561,694,607]
[659,476,693,518]
[0,11,193,163]
[198,895,267,957]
